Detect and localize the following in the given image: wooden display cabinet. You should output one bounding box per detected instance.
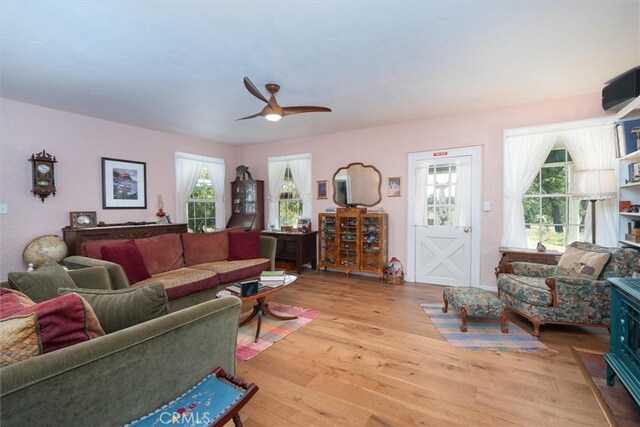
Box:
[318,213,337,268]
[228,168,264,231]
[360,213,388,275]
[318,208,388,278]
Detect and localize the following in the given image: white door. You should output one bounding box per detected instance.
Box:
[407,147,481,287]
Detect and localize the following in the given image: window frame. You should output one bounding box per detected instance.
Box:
[522,146,586,249]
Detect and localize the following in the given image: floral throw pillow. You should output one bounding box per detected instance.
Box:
[556,246,611,280]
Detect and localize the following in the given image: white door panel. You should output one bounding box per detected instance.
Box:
[416,225,471,286]
[407,147,481,287]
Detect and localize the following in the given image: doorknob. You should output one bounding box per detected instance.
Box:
[463,227,471,233]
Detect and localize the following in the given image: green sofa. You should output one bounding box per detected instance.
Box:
[0,268,242,426]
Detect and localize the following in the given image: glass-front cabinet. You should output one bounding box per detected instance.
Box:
[337,211,359,270]
[318,208,388,278]
[228,167,264,231]
[318,214,337,267]
[360,214,388,274]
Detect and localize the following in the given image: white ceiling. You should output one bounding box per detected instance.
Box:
[1,1,639,145]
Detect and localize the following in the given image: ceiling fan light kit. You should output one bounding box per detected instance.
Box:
[239,76,331,122]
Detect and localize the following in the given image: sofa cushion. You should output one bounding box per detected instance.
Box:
[58,282,168,334]
[182,229,230,266]
[133,268,220,301]
[101,241,152,284]
[82,239,127,259]
[8,262,77,303]
[83,235,184,275]
[556,246,610,280]
[497,274,553,307]
[133,234,185,275]
[227,230,261,261]
[0,288,105,367]
[192,258,271,284]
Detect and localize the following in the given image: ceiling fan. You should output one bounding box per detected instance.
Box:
[238,76,331,122]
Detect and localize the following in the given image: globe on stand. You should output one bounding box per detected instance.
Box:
[22,235,68,268]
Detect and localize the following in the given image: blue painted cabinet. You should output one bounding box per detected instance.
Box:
[605,278,640,407]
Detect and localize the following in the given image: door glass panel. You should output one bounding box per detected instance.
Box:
[423,162,457,226]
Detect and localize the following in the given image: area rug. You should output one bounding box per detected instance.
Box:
[420,303,548,352]
[571,346,640,427]
[236,303,318,362]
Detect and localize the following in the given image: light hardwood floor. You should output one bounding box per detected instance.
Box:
[235,271,611,427]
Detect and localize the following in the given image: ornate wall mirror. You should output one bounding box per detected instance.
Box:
[332,162,382,207]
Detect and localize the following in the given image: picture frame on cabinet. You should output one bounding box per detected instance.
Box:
[317,180,327,199]
[387,177,401,197]
[69,211,97,228]
[101,157,147,209]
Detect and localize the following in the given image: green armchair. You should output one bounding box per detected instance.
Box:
[497,242,640,336]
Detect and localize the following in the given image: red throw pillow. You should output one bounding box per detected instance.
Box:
[101,241,151,284]
[227,230,261,261]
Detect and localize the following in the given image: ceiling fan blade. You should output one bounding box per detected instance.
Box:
[243,77,269,103]
[236,112,263,121]
[282,106,332,116]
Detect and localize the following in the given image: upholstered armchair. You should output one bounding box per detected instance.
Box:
[497,242,639,336]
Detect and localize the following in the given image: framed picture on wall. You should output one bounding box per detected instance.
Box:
[387,177,401,197]
[101,157,147,209]
[317,180,328,199]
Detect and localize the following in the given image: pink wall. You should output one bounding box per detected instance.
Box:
[238,92,610,287]
[1,93,610,285]
[0,98,239,279]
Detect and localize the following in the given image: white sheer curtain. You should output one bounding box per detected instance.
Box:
[288,157,312,219]
[204,161,226,229]
[562,124,618,246]
[501,133,557,247]
[454,157,471,227]
[175,157,204,223]
[414,163,429,226]
[267,160,289,228]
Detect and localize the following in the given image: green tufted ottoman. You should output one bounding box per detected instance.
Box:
[442,287,509,333]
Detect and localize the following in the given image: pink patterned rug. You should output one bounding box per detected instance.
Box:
[236,303,318,362]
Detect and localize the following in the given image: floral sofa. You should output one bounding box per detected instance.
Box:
[63,228,276,311]
[497,242,640,336]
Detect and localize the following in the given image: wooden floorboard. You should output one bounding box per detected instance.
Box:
[234,270,612,426]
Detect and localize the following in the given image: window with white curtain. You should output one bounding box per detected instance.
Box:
[175,152,225,232]
[267,154,312,229]
[501,118,617,249]
[187,168,216,233]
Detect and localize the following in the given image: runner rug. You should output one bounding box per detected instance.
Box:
[420,303,548,352]
[236,303,318,362]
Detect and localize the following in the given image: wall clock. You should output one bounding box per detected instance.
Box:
[29,150,57,202]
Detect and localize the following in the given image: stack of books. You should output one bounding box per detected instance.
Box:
[259,270,286,287]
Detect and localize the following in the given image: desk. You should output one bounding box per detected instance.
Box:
[495,246,561,278]
[261,231,317,274]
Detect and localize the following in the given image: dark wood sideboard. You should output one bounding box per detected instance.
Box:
[261,230,318,274]
[63,223,188,256]
[494,246,562,278]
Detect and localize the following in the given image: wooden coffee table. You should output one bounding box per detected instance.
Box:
[238,275,297,342]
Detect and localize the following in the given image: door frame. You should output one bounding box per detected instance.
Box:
[406,146,482,286]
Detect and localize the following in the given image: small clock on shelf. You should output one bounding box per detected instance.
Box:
[29,150,57,202]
